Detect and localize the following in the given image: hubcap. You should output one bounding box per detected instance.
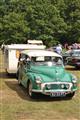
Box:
[29,82,32,96]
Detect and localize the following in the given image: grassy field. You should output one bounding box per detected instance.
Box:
[0,50,80,120]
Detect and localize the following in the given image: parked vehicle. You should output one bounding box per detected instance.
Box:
[4,42,46,74]
[17,50,77,98]
[63,49,80,68]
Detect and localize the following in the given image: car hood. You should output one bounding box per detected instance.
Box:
[30,65,71,83]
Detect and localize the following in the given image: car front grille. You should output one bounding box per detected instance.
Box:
[45,83,70,90]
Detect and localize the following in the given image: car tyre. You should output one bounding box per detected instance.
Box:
[17,71,22,85]
[27,81,36,98]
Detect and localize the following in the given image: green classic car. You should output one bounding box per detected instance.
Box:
[17,50,77,98]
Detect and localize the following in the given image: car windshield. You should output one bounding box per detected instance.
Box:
[31,56,63,66]
[72,51,80,56]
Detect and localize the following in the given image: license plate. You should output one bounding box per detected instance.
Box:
[50,92,66,97]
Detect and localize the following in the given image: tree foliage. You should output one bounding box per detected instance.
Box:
[0,0,80,46]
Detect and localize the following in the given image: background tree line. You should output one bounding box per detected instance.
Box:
[0,0,80,47]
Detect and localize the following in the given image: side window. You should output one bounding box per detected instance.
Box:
[25,55,29,60]
[21,54,26,59]
[19,54,26,61]
[19,54,30,64]
[45,56,52,61]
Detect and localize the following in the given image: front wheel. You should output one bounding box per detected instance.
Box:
[17,71,21,85]
[27,81,36,98]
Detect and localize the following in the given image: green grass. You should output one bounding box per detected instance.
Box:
[0,50,80,120]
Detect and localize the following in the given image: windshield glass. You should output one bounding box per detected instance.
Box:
[72,51,80,56]
[31,56,63,66]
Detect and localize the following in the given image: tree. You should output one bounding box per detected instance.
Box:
[0,0,80,46]
[63,0,80,44]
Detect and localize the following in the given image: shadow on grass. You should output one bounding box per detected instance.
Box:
[5,80,29,101]
[0,71,16,79]
[65,65,80,71]
[0,69,74,101]
[5,80,72,102]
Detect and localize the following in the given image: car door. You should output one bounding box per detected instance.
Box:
[18,54,27,83]
[21,55,29,86]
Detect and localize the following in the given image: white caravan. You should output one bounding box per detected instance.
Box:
[4,42,46,74]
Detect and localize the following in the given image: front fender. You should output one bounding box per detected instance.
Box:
[26,73,37,88]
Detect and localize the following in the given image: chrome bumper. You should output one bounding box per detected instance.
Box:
[32,82,77,96]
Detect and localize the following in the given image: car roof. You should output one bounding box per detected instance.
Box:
[21,50,62,57]
[65,49,80,53]
[72,49,80,52]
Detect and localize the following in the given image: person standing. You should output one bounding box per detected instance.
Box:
[55,44,62,55]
